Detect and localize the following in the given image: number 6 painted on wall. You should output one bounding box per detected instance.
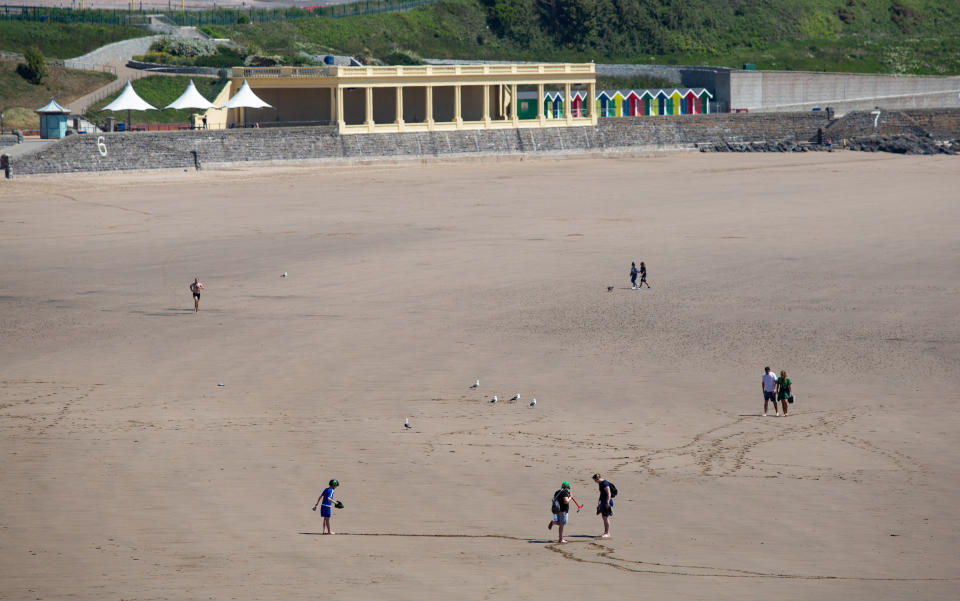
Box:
[97,136,107,157]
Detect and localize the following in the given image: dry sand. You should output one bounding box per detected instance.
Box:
[1,152,958,600]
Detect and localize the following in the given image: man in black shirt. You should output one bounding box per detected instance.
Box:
[593,473,613,538]
[548,482,573,544]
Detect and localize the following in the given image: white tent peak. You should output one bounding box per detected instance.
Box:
[165,79,215,110]
[223,80,272,109]
[103,82,158,112]
[36,98,71,113]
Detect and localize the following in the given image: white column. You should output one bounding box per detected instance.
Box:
[329,87,335,124]
[511,83,519,127]
[365,87,374,131]
[336,86,345,131]
[482,84,490,126]
[537,83,545,125]
[396,86,404,128]
[454,85,462,127]
[564,83,572,124]
[426,85,434,127]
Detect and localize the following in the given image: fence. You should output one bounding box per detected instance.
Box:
[0,1,439,26]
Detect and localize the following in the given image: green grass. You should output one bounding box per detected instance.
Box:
[0,21,148,59]
[1,59,115,125]
[213,0,960,76]
[85,76,226,125]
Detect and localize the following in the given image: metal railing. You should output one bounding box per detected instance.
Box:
[0,1,439,26]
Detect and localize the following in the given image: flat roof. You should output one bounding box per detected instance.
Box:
[232,64,596,86]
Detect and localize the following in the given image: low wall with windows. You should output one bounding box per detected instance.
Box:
[5,110,959,177]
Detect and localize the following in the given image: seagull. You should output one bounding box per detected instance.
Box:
[607,286,614,292]
[509,394,520,401]
[218,382,224,387]
[529,398,536,407]
[470,380,479,388]
[281,272,288,277]
[489,395,498,403]
[404,418,412,429]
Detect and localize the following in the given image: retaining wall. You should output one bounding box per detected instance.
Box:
[5,110,959,177]
[730,71,960,113]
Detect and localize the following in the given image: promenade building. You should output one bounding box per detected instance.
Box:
[211,63,598,133]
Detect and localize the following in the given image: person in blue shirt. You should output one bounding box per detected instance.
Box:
[313,479,340,534]
[630,262,639,289]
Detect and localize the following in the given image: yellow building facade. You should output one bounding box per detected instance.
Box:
[219,63,597,134]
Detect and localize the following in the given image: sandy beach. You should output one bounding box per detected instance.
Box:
[1,152,958,600]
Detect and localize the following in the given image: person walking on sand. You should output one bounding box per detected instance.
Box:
[313,479,340,534]
[762,366,779,416]
[189,277,205,313]
[592,473,615,538]
[638,261,650,288]
[548,482,574,543]
[776,370,793,417]
[630,261,639,289]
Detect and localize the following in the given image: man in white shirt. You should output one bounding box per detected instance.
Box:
[761,366,779,416]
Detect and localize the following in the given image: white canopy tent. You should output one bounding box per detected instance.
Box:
[164,79,216,110]
[222,79,272,127]
[223,79,272,109]
[102,81,157,130]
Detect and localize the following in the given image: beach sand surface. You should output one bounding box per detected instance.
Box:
[1,152,958,600]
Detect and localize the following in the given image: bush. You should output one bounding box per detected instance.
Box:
[21,46,48,84]
[382,48,424,65]
[150,36,217,58]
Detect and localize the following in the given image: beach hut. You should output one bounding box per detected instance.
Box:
[655,89,669,115]
[545,91,563,119]
[623,90,642,116]
[666,89,683,115]
[516,91,539,120]
[692,88,713,114]
[570,91,586,118]
[611,90,626,117]
[639,89,656,115]
[596,90,617,118]
[35,98,71,139]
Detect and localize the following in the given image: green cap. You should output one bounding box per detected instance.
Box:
[329,479,339,487]
[562,481,570,488]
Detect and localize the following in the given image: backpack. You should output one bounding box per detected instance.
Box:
[551,489,566,514]
[608,481,618,498]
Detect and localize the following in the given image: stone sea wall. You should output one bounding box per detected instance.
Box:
[4,110,959,177]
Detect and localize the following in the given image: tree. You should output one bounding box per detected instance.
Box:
[22,46,48,85]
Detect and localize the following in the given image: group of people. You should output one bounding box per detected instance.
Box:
[629,261,649,289]
[761,366,794,417]
[312,474,617,544]
[548,474,617,543]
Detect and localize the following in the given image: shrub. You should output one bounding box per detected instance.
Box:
[382,48,424,65]
[21,46,48,84]
[150,36,217,58]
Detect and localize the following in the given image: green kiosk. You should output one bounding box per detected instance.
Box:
[36,98,71,139]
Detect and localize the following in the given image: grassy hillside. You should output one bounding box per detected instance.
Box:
[209,0,960,75]
[0,59,115,129]
[0,21,148,59]
[85,76,225,126]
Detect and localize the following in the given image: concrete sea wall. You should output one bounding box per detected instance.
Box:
[4,110,959,177]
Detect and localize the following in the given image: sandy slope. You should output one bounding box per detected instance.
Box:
[1,152,958,600]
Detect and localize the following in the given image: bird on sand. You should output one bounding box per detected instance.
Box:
[490,395,498,403]
[404,418,412,429]
[607,286,614,292]
[529,398,537,407]
[470,380,479,388]
[509,394,520,401]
